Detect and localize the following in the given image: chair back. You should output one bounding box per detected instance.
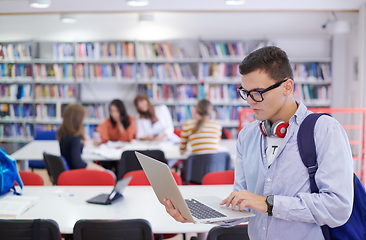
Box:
[29,129,58,169]
[123,170,182,186]
[118,150,167,179]
[182,152,231,185]
[207,224,249,240]
[34,130,57,140]
[18,170,44,186]
[43,152,69,185]
[57,169,116,186]
[0,219,61,240]
[202,170,234,185]
[73,219,153,240]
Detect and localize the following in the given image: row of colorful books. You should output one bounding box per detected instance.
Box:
[0,84,32,100]
[75,42,135,60]
[199,63,240,79]
[0,43,32,60]
[0,64,33,78]
[135,42,189,59]
[168,105,240,122]
[199,42,247,58]
[138,83,240,102]
[0,103,33,118]
[34,64,74,80]
[33,84,75,100]
[293,84,330,102]
[292,62,332,81]
[84,104,108,120]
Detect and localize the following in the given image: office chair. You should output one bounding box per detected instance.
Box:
[123,169,182,186]
[43,152,69,185]
[57,169,116,186]
[205,224,249,240]
[202,170,234,185]
[0,219,61,240]
[118,150,167,179]
[73,218,154,240]
[18,170,44,186]
[29,129,58,170]
[182,152,231,185]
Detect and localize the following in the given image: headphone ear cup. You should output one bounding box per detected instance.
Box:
[272,121,289,138]
[259,120,271,137]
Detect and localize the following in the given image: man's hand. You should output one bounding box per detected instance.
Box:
[163,198,192,223]
[220,190,267,213]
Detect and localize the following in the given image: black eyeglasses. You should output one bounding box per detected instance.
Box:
[237,79,288,102]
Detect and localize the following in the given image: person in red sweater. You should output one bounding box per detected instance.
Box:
[95,99,136,144]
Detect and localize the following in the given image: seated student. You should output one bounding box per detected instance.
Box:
[95,99,136,145]
[134,94,179,142]
[57,104,105,171]
[179,99,222,155]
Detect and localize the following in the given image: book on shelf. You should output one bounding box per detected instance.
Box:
[0,194,40,218]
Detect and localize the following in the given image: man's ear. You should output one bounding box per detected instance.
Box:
[283,79,294,96]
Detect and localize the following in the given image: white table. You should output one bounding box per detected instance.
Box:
[17,185,237,240]
[11,139,236,171]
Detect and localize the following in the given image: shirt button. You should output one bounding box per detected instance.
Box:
[263,155,266,158]
[267,177,271,181]
[263,227,266,230]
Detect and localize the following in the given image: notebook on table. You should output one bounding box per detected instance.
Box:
[135,151,255,224]
[86,176,132,205]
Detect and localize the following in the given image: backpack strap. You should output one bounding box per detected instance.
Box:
[298,113,330,193]
[297,113,332,240]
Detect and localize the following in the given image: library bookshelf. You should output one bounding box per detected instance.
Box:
[0,39,332,142]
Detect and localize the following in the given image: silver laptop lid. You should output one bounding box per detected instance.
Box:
[135,151,195,222]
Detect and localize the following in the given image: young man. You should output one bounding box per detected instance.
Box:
[163,46,354,240]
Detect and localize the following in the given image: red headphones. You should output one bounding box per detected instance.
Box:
[259,120,289,138]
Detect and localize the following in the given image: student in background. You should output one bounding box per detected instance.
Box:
[134,94,179,142]
[179,99,222,155]
[95,99,136,145]
[57,104,105,170]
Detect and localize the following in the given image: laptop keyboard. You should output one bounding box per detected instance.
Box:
[185,199,226,220]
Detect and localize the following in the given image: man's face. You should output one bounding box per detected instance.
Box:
[241,69,288,123]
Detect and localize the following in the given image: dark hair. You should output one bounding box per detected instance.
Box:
[109,99,131,129]
[193,99,212,133]
[134,94,158,122]
[57,104,85,141]
[239,46,294,82]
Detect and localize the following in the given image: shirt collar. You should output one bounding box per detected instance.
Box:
[290,101,309,126]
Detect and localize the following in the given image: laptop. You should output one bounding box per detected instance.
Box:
[86,176,132,205]
[135,151,255,224]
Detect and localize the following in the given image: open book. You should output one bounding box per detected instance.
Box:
[0,195,40,218]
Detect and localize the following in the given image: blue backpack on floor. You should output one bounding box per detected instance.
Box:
[0,149,23,196]
[298,113,366,240]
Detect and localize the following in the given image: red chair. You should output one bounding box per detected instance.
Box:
[57,169,116,186]
[123,170,182,186]
[202,170,234,185]
[123,170,183,240]
[18,170,44,186]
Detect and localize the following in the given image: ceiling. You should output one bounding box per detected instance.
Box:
[1,0,366,15]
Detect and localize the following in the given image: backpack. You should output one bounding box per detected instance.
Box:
[0,148,23,196]
[298,113,366,240]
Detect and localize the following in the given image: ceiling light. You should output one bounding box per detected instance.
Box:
[332,20,351,34]
[29,0,51,8]
[127,0,149,6]
[60,14,77,24]
[225,0,245,5]
[139,13,154,23]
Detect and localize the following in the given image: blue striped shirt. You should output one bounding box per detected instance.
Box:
[232,102,353,240]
